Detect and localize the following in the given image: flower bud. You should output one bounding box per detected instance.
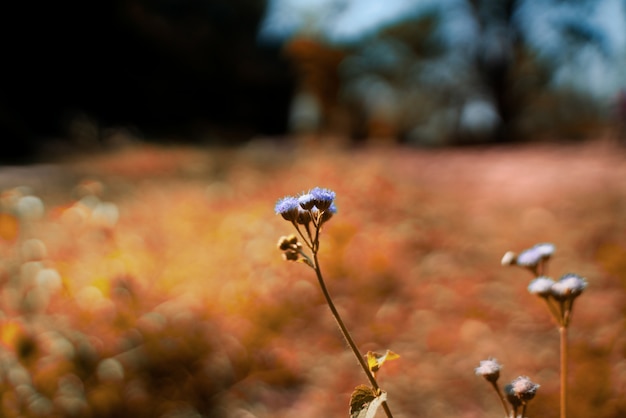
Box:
[501,251,517,266]
[283,250,300,261]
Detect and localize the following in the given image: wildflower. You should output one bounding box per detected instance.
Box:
[309,187,335,211]
[275,196,300,221]
[534,243,556,258]
[475,358,502,383]
[506,376,540,403]
[551,273,587,301]
[528,276,556,297]
[320,202,337,224]
[298,193,316,210]
[296,207,312,225]
[516,243,555,268]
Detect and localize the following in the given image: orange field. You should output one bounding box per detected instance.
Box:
[0,140,625,418]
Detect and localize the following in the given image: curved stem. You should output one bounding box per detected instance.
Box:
[312,252,394,418]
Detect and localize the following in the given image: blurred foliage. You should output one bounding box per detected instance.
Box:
[264,0,623,145]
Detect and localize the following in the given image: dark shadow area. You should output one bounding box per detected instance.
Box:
[0,0,294,163]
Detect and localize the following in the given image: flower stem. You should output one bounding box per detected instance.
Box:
[312,252,394,418]
[489,380,510,418]
[559,325,568,418]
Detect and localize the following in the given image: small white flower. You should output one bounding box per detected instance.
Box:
[528,276,556,297]
[534,243,556,258]
[515,242,556,267]
[475,358,502,383]
[507,376,540,402]
[551,273,587,300]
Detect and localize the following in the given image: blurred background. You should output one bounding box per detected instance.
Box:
[1,0,626,162]
[0,1,625,418]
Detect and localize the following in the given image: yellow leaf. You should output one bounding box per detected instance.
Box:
[366,350,400,373]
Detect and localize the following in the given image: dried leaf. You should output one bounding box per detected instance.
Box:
[366,350,400,373]
[349,385,387,418]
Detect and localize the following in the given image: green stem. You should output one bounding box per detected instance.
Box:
[559,325,568,418]
[312,252,394,418]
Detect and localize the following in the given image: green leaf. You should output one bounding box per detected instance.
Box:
[349,385,387,418]
[366,350,400,373]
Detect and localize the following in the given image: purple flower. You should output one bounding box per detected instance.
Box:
[320,202,337,223]
[298,193,316,210]
[475,358,502,383]
[528,276,556,297]
[551,273,587,301]
[275,196,300,221]
[309,187,336,211]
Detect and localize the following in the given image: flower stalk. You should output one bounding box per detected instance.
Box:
[503,244,587,418]
[275,188,394,418]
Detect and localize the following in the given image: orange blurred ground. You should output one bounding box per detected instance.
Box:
[0,138,624,418]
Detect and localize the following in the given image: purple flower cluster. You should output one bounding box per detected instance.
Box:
[275,187,337,224]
